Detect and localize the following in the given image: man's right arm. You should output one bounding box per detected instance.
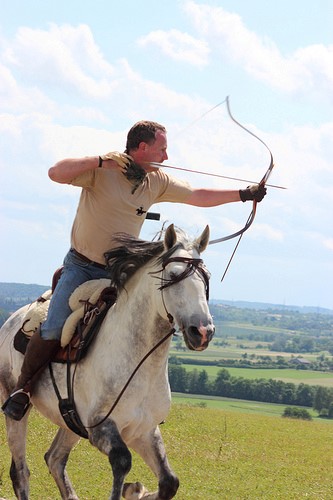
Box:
[48,152,133,184]
[48,156,101,184]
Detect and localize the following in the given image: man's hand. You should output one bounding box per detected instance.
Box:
[239,184,267,202]
[99,152,133,169]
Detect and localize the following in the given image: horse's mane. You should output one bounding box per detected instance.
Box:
[104,230,188,290]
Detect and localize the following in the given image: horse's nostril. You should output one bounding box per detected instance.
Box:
[208,326,215,340]
[188,326,202,338]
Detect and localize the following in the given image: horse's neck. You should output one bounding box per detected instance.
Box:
[99,266,170,357]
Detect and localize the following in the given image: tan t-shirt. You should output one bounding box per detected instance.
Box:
[70,167,193,264]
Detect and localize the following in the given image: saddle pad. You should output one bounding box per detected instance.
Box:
[14,284,117,364]
[18,278,112,346]
[21,290,52,337]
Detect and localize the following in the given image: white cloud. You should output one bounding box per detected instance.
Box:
[293,44,333,93]
[3,24,117,99]
[0,63,56,114]
[184,1,333,96]
[253,223,284,241]
[137,28,210,67]
[299,231,333,255]
[323,238,333,251]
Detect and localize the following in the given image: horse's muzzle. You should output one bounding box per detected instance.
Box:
[183,322,215,351]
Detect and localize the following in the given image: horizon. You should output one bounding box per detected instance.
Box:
[1,281,332,314]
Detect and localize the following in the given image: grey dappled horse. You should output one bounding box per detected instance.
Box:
[0,225,215,499]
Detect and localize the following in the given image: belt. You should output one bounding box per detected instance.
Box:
[70,248,106,269]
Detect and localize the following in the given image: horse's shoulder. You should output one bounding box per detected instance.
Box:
[2,304,30,330]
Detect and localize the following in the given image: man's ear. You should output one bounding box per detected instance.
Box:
[138,141,148,152]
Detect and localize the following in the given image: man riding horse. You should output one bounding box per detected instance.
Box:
[2,120,266,421]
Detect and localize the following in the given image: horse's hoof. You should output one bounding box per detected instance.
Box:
[122,481,147,499]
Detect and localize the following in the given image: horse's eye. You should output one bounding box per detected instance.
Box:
[169,272,177,280]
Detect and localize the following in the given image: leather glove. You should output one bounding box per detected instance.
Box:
[100,151,147,193]
[239,184,267,202]
[99,151,134,170]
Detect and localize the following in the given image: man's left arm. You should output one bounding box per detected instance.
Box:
[185,184,266,207]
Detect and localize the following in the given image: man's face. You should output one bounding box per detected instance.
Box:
[142,130,168,171]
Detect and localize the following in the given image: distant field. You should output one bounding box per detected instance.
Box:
[171,333,330,363]
[170,332,333,389]
[171,393,328,420]
[180,364,333,387]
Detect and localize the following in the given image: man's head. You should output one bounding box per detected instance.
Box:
[125,120,168,169]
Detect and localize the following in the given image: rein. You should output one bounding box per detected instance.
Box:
[86,325,175,432]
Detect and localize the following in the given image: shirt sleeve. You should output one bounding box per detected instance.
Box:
[152,170,193,203]
[70,169,97,189]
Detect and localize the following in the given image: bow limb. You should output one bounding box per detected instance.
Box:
[226,95,275,189]
[209,206,256,245]
[209,96,274,246]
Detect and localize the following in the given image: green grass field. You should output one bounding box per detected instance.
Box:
[1,334,332,498]
[171,393,326,419]
[180,364,333,387]
[170,335,330,364]
[1,404,333,499]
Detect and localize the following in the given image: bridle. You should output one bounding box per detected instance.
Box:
[158,256,210,301]
[151,255,211,326]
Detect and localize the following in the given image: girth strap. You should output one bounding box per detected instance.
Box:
[49,360,89,439]
[48,289,117,438]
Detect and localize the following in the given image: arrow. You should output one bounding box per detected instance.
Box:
[147,162,286,190]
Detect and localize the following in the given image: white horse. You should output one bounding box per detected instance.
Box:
[0,224,215,500]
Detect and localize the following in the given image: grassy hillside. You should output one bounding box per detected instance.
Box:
[0,282,50,301]
[1,404,332,499]
[0,283,50,325]
[180,364,333,386]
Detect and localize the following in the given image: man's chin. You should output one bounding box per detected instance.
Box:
[144,162,161,172]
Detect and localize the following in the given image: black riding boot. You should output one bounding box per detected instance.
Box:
[1,330,60,421]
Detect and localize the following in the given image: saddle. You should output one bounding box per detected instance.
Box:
[12,271,117,438]
[13,273,117,364]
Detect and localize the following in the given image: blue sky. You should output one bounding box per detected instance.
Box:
[1,0,332,309]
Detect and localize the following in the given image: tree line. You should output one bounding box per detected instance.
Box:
[209,304,333,334]
[209,304,333,355]
[168,363,333,417]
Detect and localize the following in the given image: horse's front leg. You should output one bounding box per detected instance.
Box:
[4,412,31,500]
[89,418,132,500]
[44,427,81,499]
[123,426,179,500]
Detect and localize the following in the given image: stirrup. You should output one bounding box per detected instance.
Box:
[1,389,31,421]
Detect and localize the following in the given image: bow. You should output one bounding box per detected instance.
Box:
[209,96,274,246]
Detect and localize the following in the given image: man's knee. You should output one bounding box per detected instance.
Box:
[40,327,62,341]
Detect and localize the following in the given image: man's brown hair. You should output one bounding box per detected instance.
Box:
[125,120,166,153]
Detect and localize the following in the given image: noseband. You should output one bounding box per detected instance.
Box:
[158,256,210,301]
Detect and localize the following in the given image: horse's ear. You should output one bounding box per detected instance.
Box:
[196,225,210,253]
[164,224,177,249]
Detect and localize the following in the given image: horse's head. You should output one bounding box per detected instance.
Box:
[105,225,215,351]
[159,224,215,351]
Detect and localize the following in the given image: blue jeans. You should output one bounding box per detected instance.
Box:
[41,249,109,340]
